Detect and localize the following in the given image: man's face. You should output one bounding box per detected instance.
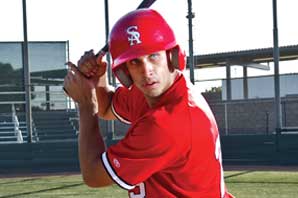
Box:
[126,50,176,101]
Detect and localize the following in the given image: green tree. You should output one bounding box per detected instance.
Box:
[0,62,34,113]
[205,86,222,93]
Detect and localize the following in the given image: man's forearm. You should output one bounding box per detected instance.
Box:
[96,85,116,120]
[78,105,106,184]
[95,73,116,120]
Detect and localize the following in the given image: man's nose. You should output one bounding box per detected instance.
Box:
[141,61,154,77]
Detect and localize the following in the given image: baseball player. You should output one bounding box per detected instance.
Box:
[64,8,234,198]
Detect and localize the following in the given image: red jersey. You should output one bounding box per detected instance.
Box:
[102,74,233,198]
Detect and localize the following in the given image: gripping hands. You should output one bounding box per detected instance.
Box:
[77,49,107,78]
[63,49,107,97]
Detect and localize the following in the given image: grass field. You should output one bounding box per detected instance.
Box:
[0,170,298,198]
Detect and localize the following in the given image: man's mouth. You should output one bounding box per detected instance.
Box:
[143,81,157,88]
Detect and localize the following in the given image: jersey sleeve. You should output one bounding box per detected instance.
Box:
[111,86,132,124]
[101,117,178,190]
[111,85,147,124]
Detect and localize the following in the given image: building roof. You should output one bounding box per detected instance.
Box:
[189,44,298,68]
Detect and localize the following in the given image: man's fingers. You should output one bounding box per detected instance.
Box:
[66,61,77,70]
[63,62,80,96]
[96,51,106,65]
[63,87,69,95]
[84,49,94,56]
[66,61,85,77]
[78,49,94,66]
[68,49,107,79]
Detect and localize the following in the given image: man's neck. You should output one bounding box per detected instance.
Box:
[145,70,180,108]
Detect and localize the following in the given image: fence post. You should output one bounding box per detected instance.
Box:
[266,111,269,135]
[224,102,228,135]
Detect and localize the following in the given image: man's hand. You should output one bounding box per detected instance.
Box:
[63,62,98,115]
[78,49,107,78]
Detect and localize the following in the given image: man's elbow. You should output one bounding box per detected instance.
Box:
[81,164,114,188]
[83,176,101,188]
[97,109,116,121]
[97,111,108,120]
[82,174,111,188]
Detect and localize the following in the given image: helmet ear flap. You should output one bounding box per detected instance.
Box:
[113,65,133,88]
[168,45,186,71]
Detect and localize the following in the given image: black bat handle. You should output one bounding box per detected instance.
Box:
[137,0,156,9]
[95,43,109,58]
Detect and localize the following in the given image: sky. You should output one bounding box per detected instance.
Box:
[0,0,298,90]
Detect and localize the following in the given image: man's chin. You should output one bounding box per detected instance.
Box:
[144,90,162,98]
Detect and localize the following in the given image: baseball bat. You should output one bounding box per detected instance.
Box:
[95,0,157,58]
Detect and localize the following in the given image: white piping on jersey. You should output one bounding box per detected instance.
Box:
[101,152,135,190]
[111,102,132,125]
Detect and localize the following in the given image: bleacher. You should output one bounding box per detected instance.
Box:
[0,110,79,143]
[0,110,27,144]
[0,121,27,143]
[32,110,78,142]
[0,110,81,174]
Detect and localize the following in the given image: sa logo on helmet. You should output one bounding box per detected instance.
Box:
[127,26,142,46]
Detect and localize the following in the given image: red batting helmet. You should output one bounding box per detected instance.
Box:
[109,8,186,88]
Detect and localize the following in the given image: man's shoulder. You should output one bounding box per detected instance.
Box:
[115,84,143,98]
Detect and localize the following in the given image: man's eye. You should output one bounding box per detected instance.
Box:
[129,59,138,65]
[149,53,159,60]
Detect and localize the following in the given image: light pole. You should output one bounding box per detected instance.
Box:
[272,0,282,151]
[187,0,195,84]
[22,0,33,143]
